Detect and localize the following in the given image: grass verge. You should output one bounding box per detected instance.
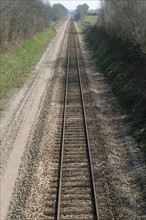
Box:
[84,15,98,25]
[0,28,56,100]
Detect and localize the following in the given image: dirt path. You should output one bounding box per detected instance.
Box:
[0,20,68,220]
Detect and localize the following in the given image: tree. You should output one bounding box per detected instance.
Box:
[75,4,89,21]
[0,0,68,52]
[51,4,68,21]
[98,0,146,53]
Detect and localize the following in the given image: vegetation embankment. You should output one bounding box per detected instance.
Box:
[81,0,146,153]
[0,0,68,100]
[0,0,68,53]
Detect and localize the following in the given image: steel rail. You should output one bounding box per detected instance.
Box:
[56,23,71,220]
[56,19,100,220]
[73,22,100,220]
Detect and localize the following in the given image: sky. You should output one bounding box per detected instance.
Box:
[49,0,101,11]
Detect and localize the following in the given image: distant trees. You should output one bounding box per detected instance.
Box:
[98,0,146,53]
[75,4,89,21]
[0,0,68,52]
[51,4,68,21]
[87,10,98,16]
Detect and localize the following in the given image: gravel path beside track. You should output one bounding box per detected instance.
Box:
[0,20,68,220]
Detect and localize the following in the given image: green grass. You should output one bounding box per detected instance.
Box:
[84,15,98,25]
[0,28,56,100]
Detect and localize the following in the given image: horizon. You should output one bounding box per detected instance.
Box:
[49,0,101,11]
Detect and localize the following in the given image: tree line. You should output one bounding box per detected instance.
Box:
[98,0,146,54]
[74,4,89,21]
[0,0,68,52]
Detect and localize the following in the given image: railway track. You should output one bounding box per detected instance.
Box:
[42,19,99,220]
[4,17,145,220]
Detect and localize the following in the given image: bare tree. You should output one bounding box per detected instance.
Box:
[51,4,68,21]
[98,0,146,53]
[75,4,89,21]
[0,0,67,52]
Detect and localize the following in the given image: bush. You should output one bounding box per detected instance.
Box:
[98,0,146,54]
